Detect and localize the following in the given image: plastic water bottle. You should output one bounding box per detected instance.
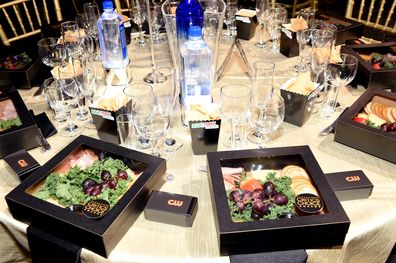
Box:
[97,1,128,69]
[180,26,212,116]
[176,0,204,49]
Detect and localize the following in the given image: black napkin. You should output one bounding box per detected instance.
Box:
[29,110,57,138]
[230,249,308,263]
[27,223,81,263]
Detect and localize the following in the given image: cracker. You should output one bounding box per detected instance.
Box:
[364,102,373,115]
[387,107,395,122]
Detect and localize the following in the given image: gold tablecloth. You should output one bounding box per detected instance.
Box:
[1,33,396,263]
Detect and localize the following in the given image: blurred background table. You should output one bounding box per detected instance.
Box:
[1,30,396,263]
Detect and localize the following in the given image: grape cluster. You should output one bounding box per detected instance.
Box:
[380,122,396,133]
[229,181,289,220]
[82,169,128,196]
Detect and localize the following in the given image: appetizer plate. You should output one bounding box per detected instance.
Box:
[6,135,166,257]
[207,146,350,255]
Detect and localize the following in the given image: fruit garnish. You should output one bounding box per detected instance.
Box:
[353,117,367,124]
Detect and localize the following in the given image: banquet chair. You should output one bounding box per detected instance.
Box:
[276,0,317,17]
[0,0,63,46]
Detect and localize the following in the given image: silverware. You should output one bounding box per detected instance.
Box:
[36,128,51,152]
[235,39,253,79]
[216,38,236,82]
[32,85,44,98]
[318,107,349,136]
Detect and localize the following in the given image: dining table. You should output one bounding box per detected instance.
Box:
[1,28,396,263]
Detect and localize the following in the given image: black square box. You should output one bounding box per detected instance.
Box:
[144,190,198,227]
[334,89,396,163]
[235,9,257,40]
[0,88,40,158]
[5,135,167,257]
[207,146,350,255]
[325,170,373,201]
[3,149,41,181]
[341,42,396,90]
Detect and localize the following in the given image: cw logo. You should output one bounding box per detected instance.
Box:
[18,159,28,167]
[167,199,183,207]
[346,176,360,182]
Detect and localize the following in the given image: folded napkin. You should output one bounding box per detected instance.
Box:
[51,61,83,79]
[27,223,81,263]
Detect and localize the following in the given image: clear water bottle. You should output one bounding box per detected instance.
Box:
[176,0,204,49]
[97,1,128,69]
[180,26,212,122]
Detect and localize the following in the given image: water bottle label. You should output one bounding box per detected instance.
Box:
[120,24,127,60]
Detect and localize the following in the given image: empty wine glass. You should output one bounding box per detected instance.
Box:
[255,0,270,48]
[123,82,156,149]
[131,3,147,47]
[78,64,97,128]
[321,53,358,118]
[152,66,183,152]
[224,1,238,39]
[37,38,66,67]
[151,3,165,44]
[295,28,313,72]
[251,93,285,148]
[220,84,252,149]
[248,61,275,145]
[61,21,81,57]
[83,2,101,60]
[43,77,68,123]
[266,5,288,53]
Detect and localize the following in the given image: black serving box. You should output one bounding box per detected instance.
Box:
[325,170,373,201]
[207,146,350,255]
[235,9,257,40]
[5,135,167,257]
[0,89,40,158]
[334,89,396,164]
[0,48,49,90]
[341,42,396,90]
[144,190,198,227]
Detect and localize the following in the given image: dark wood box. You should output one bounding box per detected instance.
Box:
[5,135,166,257]
[0,89,40,158]
[341,42,396,90]
[207,146,350,255]
[334,89,396,163]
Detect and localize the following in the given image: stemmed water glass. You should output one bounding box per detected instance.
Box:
[152,66,183,152]
[295,28,313,72]
[123,82,156,150]
[37,37,67,67]
[220,84,252,149]
[131,2,147,47]
[255,0,270,48]
[224,1,238,40]
[61,21,81,57]
[248,61,275,144]
[266,5,288,53]
[43,77,68,124]
[251,93,285,148]
[321,53,358,118]
[78,63,97,128]
[151,3,165,45]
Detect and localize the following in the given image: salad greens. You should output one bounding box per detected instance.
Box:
[35,157,133,208]
[0,117,22,132]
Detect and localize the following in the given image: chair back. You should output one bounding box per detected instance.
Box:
[0,0,63,45]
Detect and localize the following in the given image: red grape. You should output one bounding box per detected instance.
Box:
[263,181,276,197]
[229,189,242,202]
[82,178,96,190]
[241,190,253,203]
[235,201,246,213]
[252,188,264,200]
[380,123,389,132]
[251,212,262,220]
[117,169,128,180]
[252,200,267,215]
[388,122,396,132]
[273,193,288,206]
[108,179,117,189]
[101,170,111,181]
[89,185,101,196]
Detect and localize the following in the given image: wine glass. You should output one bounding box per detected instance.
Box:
[251,93,285,148]
[266,5,288,53]
[224,1,238,40]
[255,0,270,48]
[78,64,97,128]
[295,28,313,72]
[321,53,358,118]
[61,21,81,57]
[131,3,147,47]
[37,38,66,67]
[220,84,252,149]
[83,2,101,60]
[248,61,275,145]
[123,82,156,149]
[43,77,68,124]
[151,3,165,45]
[152,66,183,152]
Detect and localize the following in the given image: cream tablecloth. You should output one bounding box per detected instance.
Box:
[1,32,396,263]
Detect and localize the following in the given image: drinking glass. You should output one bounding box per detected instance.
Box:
[78,64,97,128]
[248,61,275,144]
[251,93,285,148]
[47,77,84,137]
[295,28,313,72]
[116,113,135,149]
[266,6,288,53]
[131,3,147,47]
[83,2,101,60]
[224,1,238,39]
[152,67,183,152]
[151,3,165,44]
[220,84,252,149]
[321,53,358,118]
[61,21,81,57]
[123,82,156,149]
[309,29,333,113]
[58,59,89,121]
[255,0,270,48]
[37,38,66,67]
[43,77,68,123]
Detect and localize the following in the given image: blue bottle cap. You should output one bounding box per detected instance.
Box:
[188,26,202,37]
[103,1,113,9]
